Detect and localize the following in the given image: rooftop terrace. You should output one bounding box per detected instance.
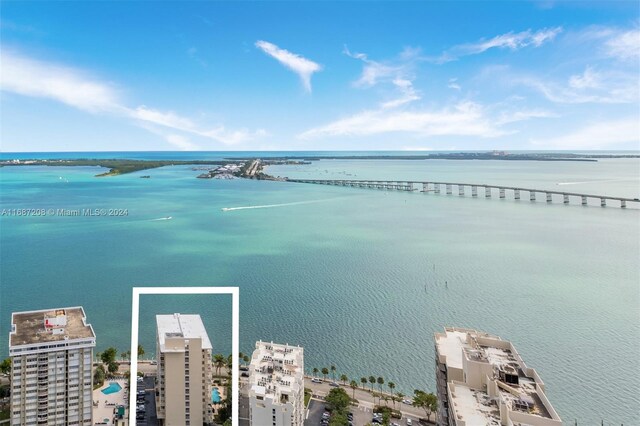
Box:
[250,341,303,403]
[10,307,95,347]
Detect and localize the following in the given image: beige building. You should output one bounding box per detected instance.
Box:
[249,341,304,426]
[155,313,214,426]
[8,307,96,426]
[434,327,563,426]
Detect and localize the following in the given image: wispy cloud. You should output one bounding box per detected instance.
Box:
[521,66,638,104]
[255,40,322,92]
[1,49,121,113]
[438,27,562,62]
[531,117,640,149]
[344,46,422,108]
[604,29,640,61]
[299,101,508,140]
[448,78,461,91]
[0,49,265,147]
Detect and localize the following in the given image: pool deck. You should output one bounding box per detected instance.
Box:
[93,378,128,425]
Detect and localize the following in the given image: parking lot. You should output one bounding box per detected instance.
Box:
[135,376,158,426]
[305,398,420,426]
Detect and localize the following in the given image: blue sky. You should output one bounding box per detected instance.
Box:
[1,1,638,152]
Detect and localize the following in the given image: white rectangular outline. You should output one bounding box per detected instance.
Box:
[129,287,239,426]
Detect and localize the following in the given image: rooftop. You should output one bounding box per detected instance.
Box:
[156,313,212,352]
[436,327,561,424]
[249,341,304,404]
[10,307,95,347]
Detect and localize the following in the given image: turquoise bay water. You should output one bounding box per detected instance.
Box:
[1,156,639,423]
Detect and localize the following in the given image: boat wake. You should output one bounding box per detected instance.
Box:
[150,216,173,221]
[222,198,338,212]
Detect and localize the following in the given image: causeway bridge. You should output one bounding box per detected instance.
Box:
[287,179,639,208]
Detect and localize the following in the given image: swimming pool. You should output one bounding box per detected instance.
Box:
[102,382,122,395]
[211,387,221,403]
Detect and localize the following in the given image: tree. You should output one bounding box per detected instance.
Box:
[329,412,349,426]
[325,387,350,413]
[313,368,319,378]
[412,390,438,422]
[321,368,329,381]
[377,376,384,394]
[107,361,119,375]
[213,354,226,376]
[340,374,348,385]
[360,377,367,389]
[388,382,396,407]
[120,352,127,361]
[94,364,106,387]
[349,380,358,399]
[330,365,336,382]
[368,376,376,392]
[100,347,117,365]
[0,358,11,376]
[137,344,145,359]
[243,355,250,365]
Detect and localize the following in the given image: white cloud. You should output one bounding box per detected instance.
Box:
[496,109,557,125]
[299,101,507,139]
[531,117,640,149]
[604,29,640,61]
[522,67,638,104]
[448,78,461,91]
[255,40,322,92]
[0,49,120,113]
[1,49,265,147]
[344,46,421,108]
[439,27,562,62]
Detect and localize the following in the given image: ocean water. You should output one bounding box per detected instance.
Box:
[1,153,639,424]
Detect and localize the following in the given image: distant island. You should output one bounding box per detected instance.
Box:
[2,152,638,178]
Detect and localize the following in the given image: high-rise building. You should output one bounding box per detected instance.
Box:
[434,327,563,426]
[248,341,304,426]
[155,313,214,426]
[8,307,96,426]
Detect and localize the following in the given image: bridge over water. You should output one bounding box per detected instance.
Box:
[287,179,639,208]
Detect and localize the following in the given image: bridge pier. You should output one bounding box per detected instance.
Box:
[459,185,465,196]
[485,187,492,198]
[407,182,414,191]
[564,194,569,204]
[530,191,536,201]
[514,189,520,200]
[582,196,587,206]
[472,186,478,197]
[546,193,552,203]
[422,183,428,192]
[601,198,606,207]
[446,184,452,195]
[621,200,626,208]
[435,184,440,194]
[499,188,506,199]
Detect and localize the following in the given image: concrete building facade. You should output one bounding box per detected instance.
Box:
[434,327,562,426]
[248,341,304,426]
[9,307,96,426]
[155,313,214,426]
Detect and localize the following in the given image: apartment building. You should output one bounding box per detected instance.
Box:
[155,313,214,426]
[248,341,304,426]
[434,327,563,426]
[8,307,96,426]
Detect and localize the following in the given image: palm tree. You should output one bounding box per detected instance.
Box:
[243,355,250,365]
[360,377,367,389]
[340,374,348,385]
[377,376,384,394]
[321,368,329,381]
[397,392,405,404]
[330,365,336,383]
[120,352,127,361]
[137,344,145,359]
[368,376,376,392]
[213,354,226,376]
[349,380,358,399]
[313,368,319,379]
[388,382,396,407]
